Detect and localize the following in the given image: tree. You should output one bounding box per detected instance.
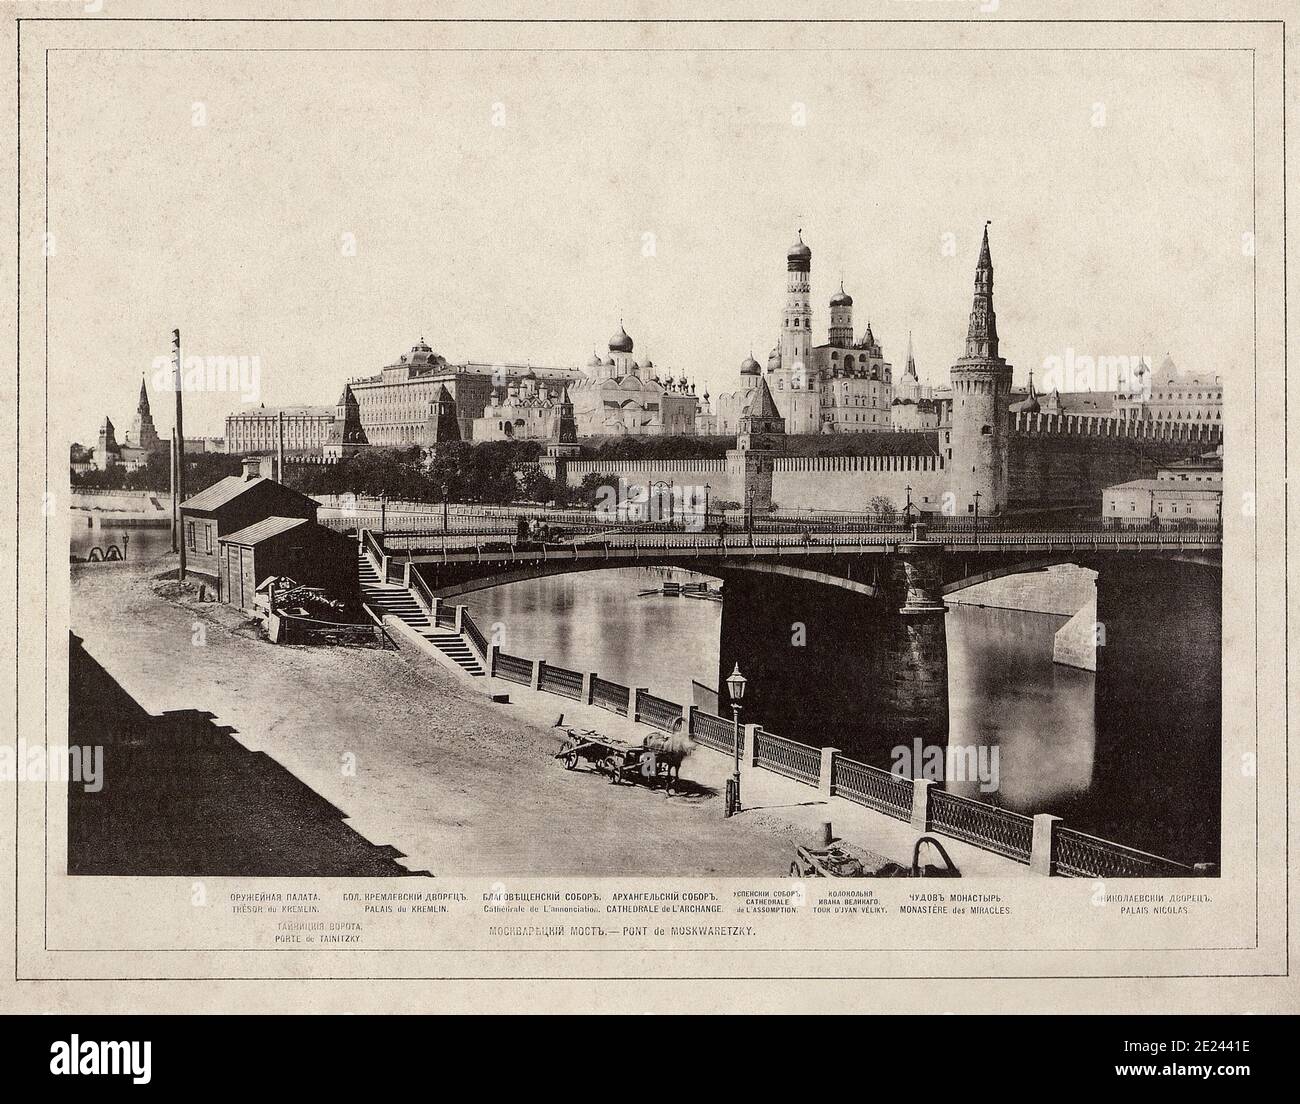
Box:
[867,495,897,523]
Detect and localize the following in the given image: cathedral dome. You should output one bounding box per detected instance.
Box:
[588,352,603,367]
[830,283,852,307]
[740,355,761,376]
[787,234,811,264]
[608,324,634,353]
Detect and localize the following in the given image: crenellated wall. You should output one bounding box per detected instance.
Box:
[770,453,949,512]
[556,413,1221,515]
[1007,415,1221,509]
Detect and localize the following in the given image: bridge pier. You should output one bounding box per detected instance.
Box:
[717,545,949,763]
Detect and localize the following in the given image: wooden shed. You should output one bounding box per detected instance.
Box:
[179,458,319,588]
[217,517,355,611]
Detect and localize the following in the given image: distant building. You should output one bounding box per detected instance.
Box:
[473,373,571,441]
[225,405,334,455]
[568,324,701,437]
[1114,355,1223,426]
[1102,453,1223,526]
[345,339,581,446]
[91,380,169,471]
[179,458,321,587]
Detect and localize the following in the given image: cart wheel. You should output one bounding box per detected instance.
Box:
[562,744,580,771]
[604,756,622,784]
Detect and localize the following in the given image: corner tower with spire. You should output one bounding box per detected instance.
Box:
[949,223,1014,515]
[126,377,163,455]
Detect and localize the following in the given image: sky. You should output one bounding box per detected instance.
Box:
[47,45,1254,441]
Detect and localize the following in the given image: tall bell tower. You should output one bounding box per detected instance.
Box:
[949,223,1014,515]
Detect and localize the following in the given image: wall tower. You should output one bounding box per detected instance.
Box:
[949,223,1014,515]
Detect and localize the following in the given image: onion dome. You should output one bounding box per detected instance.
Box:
[830,281,852,307]
[740,354,761,376]
[588,352,603,367]
[643,359,653,370]
[608,323,634,353]
[787,230,812,271]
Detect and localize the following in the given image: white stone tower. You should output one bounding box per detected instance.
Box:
[949,223,1014,515]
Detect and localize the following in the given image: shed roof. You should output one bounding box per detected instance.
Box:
[219,516,311,546]
[182,474,314,513]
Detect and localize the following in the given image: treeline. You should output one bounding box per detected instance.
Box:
[576,435,736,462]
[70,451,245,494]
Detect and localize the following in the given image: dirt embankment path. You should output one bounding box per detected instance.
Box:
[70,558,800,876]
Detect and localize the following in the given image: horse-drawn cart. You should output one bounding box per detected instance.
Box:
[555,728,690,793]
[789,835,962,878]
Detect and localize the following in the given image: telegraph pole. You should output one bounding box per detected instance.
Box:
[173,329,187,582]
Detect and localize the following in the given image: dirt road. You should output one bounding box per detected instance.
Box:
[70,555,801,876]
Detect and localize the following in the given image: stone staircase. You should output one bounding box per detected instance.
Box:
[357,549,485,676]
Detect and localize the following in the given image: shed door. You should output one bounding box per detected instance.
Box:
[240,547,255,609]
[220,546,231,603]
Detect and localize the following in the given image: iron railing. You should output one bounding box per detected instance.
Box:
[494,652,532,686]
[1053,827,1194,878]
[434,605,457,630]
[538,663,584,701]
[689,709,737,755]
[831,756,913,821]
[591,676,630,715]
[753,730,821,786]
[636,690,684,731]
[462,611,489,662]
[928,788,1034,863]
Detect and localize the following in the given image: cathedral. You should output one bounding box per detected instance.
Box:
[707,232,896,436]
[567,323,702,436]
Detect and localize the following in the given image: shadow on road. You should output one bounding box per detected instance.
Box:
[67,632,427,877]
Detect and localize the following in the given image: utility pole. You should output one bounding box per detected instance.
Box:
[173,328,187,582]
[276,409,285,482]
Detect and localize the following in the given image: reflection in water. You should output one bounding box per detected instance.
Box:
[468,568,1214,864]
[70,521,173,563]
[468,567,721,709]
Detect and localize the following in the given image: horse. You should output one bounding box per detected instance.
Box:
[641,723,695,793]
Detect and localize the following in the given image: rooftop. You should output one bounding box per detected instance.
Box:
[220,516,312,546]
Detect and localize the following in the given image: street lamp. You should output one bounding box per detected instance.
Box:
[725,662,747,817]
[122,532,129,562]
[972,490,982,540]
[379,492,387,536]
[442,482,449,532]
[704,482,711,531]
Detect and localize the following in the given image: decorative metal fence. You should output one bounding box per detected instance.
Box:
[928,788,1034,863]
[1053,827,1194,879]
[462,613,489,662]
[689,709,736,755]
[591,676,630,715]
[494,652,533,686]
[831,756,913,821]
[753,730,821,786]
[538,663,584,701]
[636,690,684,731]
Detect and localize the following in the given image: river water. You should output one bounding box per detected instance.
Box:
[71,522,1215,865]
[466,566,1217,865]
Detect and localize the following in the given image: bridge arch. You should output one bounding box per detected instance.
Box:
[422,556,879,600]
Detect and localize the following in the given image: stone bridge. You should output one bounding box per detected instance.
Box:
[361,524,1222,764]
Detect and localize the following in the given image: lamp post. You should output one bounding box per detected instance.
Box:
[972,490,982,540]
[704,482,711,532]
[442,482,449,532]
[379,492,387,536]
[725,662,747,817]
[122,532,129,561]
